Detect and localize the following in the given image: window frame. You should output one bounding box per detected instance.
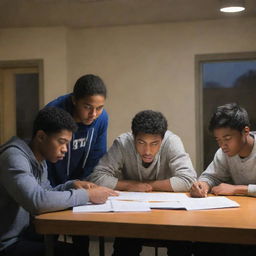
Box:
[195,52,256,173]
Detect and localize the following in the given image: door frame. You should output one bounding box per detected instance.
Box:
[0,59,43,144]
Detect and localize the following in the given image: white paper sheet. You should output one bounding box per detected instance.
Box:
[73,194,240,212]
[181,196,240,210]
[111,200,151,212]
[73,200,151,213]
[149,201,185,209]
[73,200,112,213]
[109,192,189,202]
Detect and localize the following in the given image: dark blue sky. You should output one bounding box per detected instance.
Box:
[203,60,256,88]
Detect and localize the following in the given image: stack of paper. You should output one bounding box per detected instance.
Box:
[73,192,240,213]
[73,200,151,213]
[109,192,188,202]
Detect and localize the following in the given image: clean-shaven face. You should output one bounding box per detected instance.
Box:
[72,95,105,125]
[135,133,163,164]
[40,129,72,163]
[213,127,247,157]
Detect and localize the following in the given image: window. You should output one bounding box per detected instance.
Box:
[195,53,256,171]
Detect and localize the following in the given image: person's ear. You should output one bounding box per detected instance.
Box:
[243,126,250,136]
[71,95,76,106]
[36,130,47,142]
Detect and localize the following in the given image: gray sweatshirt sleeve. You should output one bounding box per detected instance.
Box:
[248,185,256,196]
[40,171,77,191]
[199,149,231,188]
[0,149,89,215]
[166,135,197,191]
[88,139,124,189]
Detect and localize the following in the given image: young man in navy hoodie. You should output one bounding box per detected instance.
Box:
[0,107,116,256]
[46,74,108,185]
[46,74,109,255]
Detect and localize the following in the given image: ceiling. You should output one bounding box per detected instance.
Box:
[0,0,255,29]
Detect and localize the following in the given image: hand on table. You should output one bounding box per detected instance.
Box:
[190,181,210,198]
[88,186,119,204]
[126,181,153,192]
[73,180,98,189]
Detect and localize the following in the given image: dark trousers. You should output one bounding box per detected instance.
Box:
[72,235,90,256]
[2,239,75,256]
[193,242,256,256]
[112,237,192,256]
[1,235,89,256]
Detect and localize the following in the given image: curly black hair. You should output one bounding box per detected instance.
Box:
[32,107,77,137]
[209,103,250,132]
[132,110,168,138]
[73,74,107,99]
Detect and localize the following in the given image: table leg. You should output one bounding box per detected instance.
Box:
[99,236,105,256]
[44,235,55,256]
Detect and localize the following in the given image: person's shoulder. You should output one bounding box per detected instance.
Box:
[91,110,108,131]
[163,130,183,145]
[250,131,256,136]
[114,132,134,147]
[213,147,227,161]
[0,138,30,168]
[98,109,108,121]
[0,137,26,155]
[46,93,72,107]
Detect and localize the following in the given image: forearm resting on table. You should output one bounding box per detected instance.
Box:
[115,179,172,192]
[211,183,248,195]
[115,180,152,192]
[147,179,173,191]
[233,185,248,195]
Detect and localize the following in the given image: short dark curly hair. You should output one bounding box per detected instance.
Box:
[209,103,250,132]
[132,110,168,138]
[73,74,107,100]
[33,107,77,137]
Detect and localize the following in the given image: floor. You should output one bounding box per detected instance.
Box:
[89,237,168,256]
[60,235,168,256]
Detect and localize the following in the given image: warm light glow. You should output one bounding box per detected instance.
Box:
[220,6,245,12]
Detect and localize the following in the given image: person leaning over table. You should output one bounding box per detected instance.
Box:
[45,74,109,255]
[89,110,197,256]
[0,107,117,256]
[190,103,256,256]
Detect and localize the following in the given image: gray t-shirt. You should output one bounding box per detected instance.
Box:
[89,131,197,191]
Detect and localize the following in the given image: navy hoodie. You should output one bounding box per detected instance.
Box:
[46,94,108,185]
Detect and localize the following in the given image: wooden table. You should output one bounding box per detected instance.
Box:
[34,195,256,255]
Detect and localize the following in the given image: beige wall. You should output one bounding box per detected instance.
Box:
[0,17,256,169]
[67,17,256,169]
[0,27,68,104]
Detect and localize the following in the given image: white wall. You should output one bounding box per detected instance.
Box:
[1,17,256,170]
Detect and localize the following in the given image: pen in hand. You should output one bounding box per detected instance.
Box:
[197,183,208,197]
[191,181,209,198]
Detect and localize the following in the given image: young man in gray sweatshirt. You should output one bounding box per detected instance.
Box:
[89,110,196,256]
[190,103,256,256]
[0,107,116,256]
[190,103,256,198]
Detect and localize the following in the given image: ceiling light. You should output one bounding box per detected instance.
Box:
[220,0,245,13]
